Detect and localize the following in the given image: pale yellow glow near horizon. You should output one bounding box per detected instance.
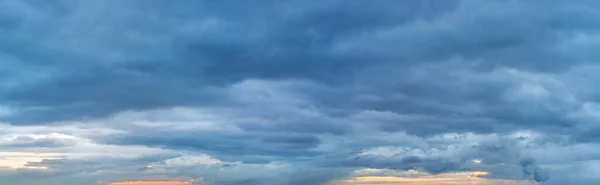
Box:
[0,152,62,169]
[329,171,538,185]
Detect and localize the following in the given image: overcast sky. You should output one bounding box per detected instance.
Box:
[2,0,600,185]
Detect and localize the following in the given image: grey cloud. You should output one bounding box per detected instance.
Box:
[338,154,465,174]
[25,153,180,176]
[4,0,600,184]
[103,131,323,159]
[347,62,582,137]
[0,0,460,124]
[0,0,595,138]
[0,135,75,148]
[326,136,552,179]
[519,157,551,183]
[261,134,321,150]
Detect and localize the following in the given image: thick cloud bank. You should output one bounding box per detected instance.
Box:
[3,0,600,185]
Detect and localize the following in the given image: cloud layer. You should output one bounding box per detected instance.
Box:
[3,0,600,184]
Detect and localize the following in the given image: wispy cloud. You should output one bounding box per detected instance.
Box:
[108,181,194,185]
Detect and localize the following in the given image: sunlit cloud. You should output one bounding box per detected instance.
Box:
[329,171,538,185]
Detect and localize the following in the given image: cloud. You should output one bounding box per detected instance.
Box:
[108,181,194,185]
[329,171,538,185]
[4,0,600,185]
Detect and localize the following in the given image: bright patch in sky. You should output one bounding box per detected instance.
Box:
[0,152,62,169]
[331,172,537,185]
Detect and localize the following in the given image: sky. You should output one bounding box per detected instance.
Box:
[108,182,192,185]
[2,0,600,184]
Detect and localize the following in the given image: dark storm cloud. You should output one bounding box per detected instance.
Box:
[0,0,587,141]
[0,0,594,138]
[0,0,460,124]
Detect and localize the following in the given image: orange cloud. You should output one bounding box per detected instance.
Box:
[109,181,194,185]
